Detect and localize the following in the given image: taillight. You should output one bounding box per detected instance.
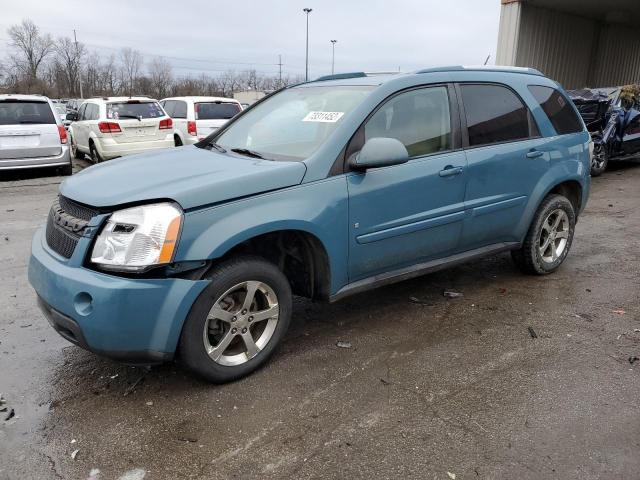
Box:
[98,121,121,134]
[57,125,68,144]
[159,118,173,130]
[187,121,197,136]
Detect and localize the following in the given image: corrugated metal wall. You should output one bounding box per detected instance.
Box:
[591,25,640,87]
[496,2,640,89]
[514,4,597,88]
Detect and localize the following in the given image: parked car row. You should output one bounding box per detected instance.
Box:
[0,94,243,173]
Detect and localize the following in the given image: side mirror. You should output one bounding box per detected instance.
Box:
[350,137,409,170]
[66,112,78,122]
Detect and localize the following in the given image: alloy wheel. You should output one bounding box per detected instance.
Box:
[592,144,606,171]
[203,281,280,366]
[538,209,570,263]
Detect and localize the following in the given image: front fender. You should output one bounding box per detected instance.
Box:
[175,176,350,295]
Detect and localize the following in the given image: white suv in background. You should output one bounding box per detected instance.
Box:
[0,94,72,174]
[69,97,173,162]
[160,96,242,145]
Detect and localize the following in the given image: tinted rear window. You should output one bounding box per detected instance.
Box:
[0,100,56,125]
[528,85,584,135]
[460,84,537,147]
[106,101,165,120]
[196,102,241,120]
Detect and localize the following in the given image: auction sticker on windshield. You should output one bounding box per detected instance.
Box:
[302,111,344,122]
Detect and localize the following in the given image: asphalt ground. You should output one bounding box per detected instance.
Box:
[1,158,639,480]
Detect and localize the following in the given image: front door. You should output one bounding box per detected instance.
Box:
[347,85,467,281]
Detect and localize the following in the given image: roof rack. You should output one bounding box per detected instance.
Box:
[416,65,544,76]
[314,72,367,82]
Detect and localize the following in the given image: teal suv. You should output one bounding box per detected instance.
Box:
[29,66,591,382]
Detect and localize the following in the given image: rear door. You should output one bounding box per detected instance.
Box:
[621,112,640,156]
[169,100,188,139]
[457,83,546,250]
[0,99,61,160]
[106,101,167,143]
[194,101,241,138]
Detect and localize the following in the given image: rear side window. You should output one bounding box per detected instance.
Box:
[106,101,165,120]
[173,101,187,119]
[528,85,584,135]
[0,100,56,125]
[364,86,452,157]
[460,84,537,147]
[196,102,241,120]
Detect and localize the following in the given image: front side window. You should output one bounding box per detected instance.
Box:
[364,86,451,157]
[77,103,88,121]
[0,100,56,125]
[213,86,373,161]
[528,85,584,135]
[460,84,537,147]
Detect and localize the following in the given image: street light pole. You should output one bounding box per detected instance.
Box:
[303,8,312,81]
[330,39,337,75]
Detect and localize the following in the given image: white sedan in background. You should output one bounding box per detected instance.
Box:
[160,96,243,145]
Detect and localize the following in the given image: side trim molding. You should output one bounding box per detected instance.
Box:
[330,242,519,302]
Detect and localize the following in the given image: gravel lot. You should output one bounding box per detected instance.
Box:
[1,159,639,480]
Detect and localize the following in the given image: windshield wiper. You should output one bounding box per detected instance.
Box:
[230,148,265,159]
[205,141,227,153]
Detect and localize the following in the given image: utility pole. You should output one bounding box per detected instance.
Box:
[73,29,83,99]
[330,40,337,75]
[303,8,312,81]
[278,54,283,88]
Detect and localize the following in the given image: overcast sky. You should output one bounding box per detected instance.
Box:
[0,0,501,79]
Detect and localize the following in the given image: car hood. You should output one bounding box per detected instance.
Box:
[60,146,307,209]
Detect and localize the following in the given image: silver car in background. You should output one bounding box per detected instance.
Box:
[0,94,72,175]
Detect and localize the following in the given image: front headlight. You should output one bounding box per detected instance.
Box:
[91,202,182,272]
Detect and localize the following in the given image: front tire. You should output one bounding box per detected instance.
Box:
[590,143,608,176]
[179,256,292,383]
[511,194,576,275]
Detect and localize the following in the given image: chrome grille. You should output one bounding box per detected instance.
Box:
[45,196,98,259]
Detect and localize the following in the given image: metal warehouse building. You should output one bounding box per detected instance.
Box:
[496,0,640,89]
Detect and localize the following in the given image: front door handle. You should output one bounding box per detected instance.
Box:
[526,149,545,159]
[439,165,464,177]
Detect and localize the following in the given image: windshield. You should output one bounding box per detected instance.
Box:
[196,102,241,120]
[107,101,165,120]
[212,86,373,160]
[0,100,56,125]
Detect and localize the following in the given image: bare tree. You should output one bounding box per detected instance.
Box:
[7,19,54,91]
[148,56,173,99]
[119,47,142,96]
[55,36,85,97]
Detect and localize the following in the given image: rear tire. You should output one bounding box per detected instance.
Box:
[511,194,576,275]
[174,135,183,147]
[89,141,103,163]
[179,256,292,383]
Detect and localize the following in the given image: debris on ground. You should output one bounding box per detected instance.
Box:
[88,468,101,480]
[145,401,153,406]
[71,449,80,460]
[443,290,463,299]
[409,296,434,306]
[122,375,145,397]
[613,309,626,315]
[629,356,639,365]
[4,408,15,421]
[447,472,456,479]
[527,326,538,339]
[336,341,352,349]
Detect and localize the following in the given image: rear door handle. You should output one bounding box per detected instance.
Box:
[439,165,464,177]
[526,150,545,159]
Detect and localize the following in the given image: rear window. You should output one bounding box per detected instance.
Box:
[195,102,241,120]
[106,101,165,120]
[528,85,584,135]
[0,100,56,125]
